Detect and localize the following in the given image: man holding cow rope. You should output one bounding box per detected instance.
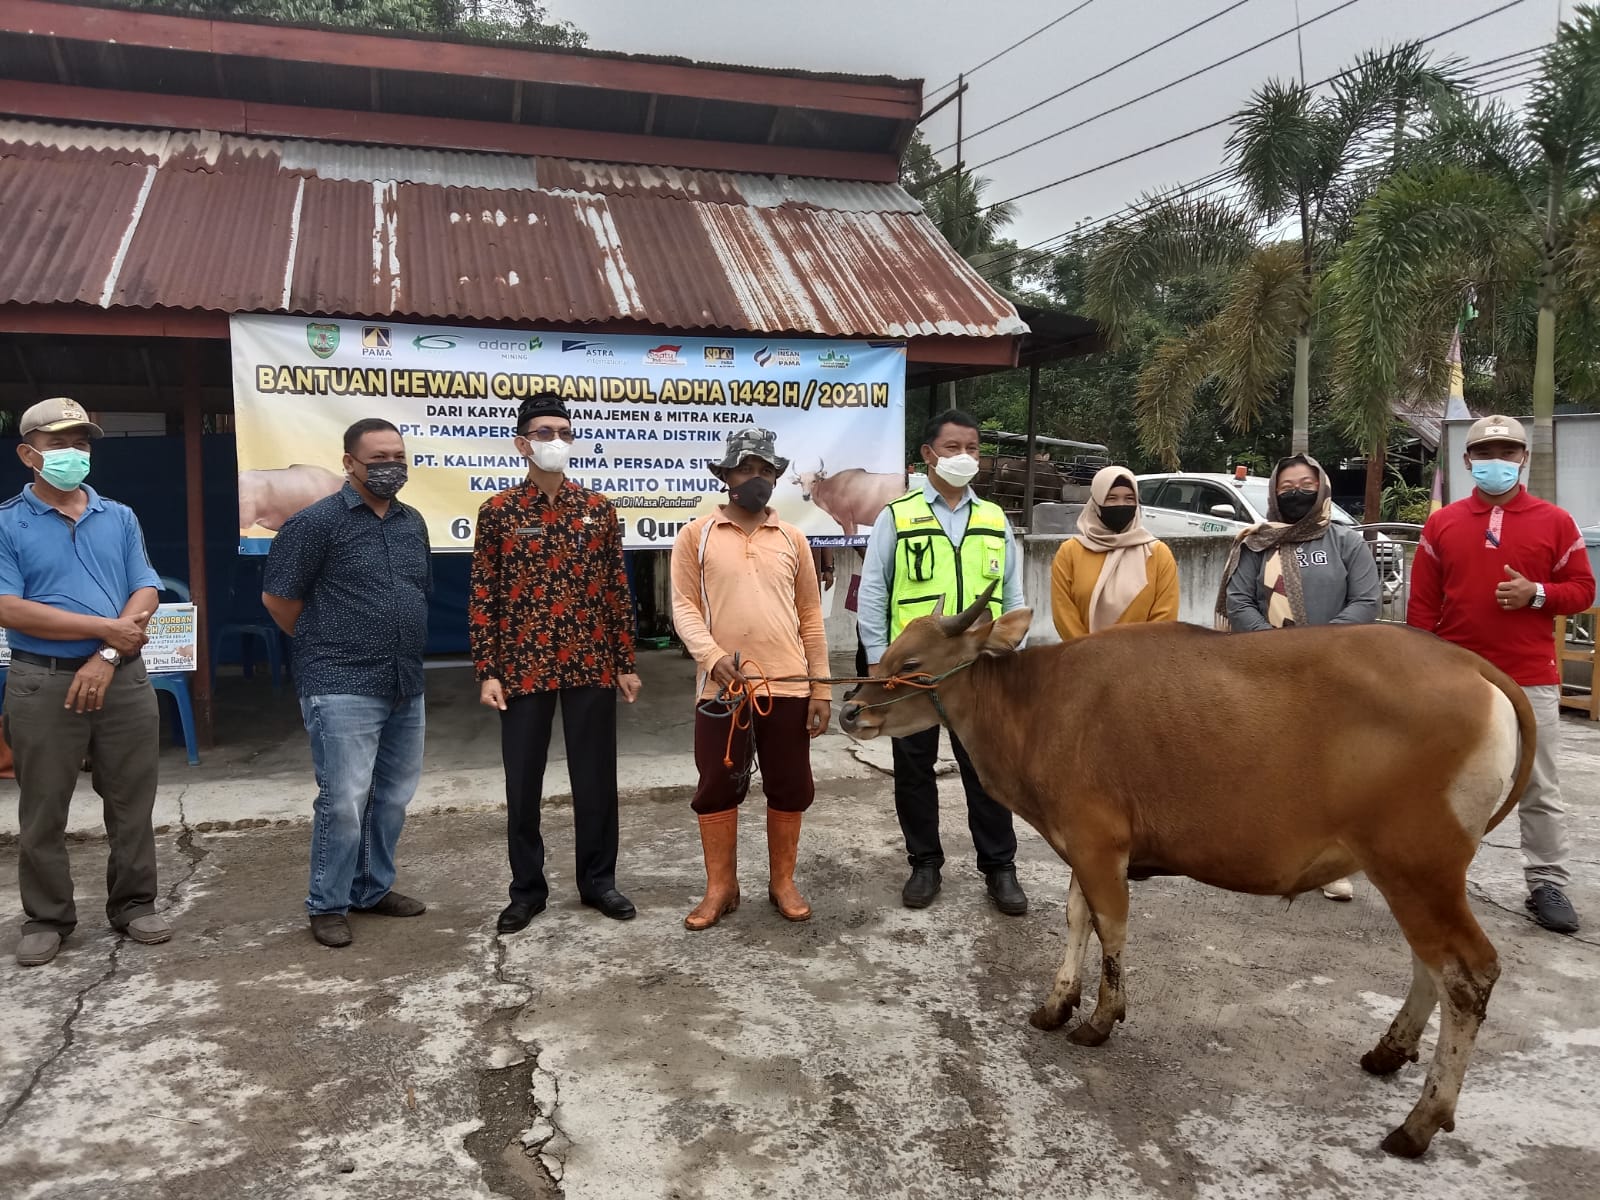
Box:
[1408,415,1595,934]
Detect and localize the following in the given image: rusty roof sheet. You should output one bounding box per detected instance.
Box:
[0,119,1024,340]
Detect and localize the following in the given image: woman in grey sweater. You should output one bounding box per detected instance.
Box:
[1216,453,1382,900]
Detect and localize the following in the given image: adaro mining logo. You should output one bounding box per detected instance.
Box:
[306,323,340,359]
[362,326,393,357]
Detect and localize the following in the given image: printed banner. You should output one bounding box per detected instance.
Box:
[0,603,197,674]
[230,315,908,552]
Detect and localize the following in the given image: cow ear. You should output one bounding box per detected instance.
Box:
[979,609,1031,657]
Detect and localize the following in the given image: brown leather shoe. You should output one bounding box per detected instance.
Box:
[352,891,426,917]
[685,809,741,931]
[766,808,812,922]
[309,914,352,948]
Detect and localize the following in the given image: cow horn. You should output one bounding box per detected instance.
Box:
[938,582,998,637]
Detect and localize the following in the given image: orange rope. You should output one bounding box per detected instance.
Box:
[712,658,775,769]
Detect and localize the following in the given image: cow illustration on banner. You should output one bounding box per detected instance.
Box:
[230,315,906,553]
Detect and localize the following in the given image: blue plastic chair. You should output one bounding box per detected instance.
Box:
[153,675,199,766]
[212,561,286,690]
[153,576,200,765]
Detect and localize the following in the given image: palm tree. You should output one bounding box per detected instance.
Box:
[922,169,1019,263]
[1084,45,1457,470]
[1335,7,1600,499]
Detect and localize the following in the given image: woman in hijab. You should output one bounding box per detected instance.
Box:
[1051,466,1179,641]
[1217,453,1381,901]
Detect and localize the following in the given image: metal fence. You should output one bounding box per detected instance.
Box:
[1356,523,1424,624]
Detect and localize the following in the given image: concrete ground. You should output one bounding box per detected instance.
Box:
[1,652,1598,1199]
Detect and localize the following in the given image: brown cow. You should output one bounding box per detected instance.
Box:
[793,463,906,536]
[839,587,1535,1158]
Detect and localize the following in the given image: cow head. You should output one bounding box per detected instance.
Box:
[840,583,1031,740]
[792,461,826,501]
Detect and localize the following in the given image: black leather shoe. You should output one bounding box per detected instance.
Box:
[986,866,1028,916]
[901,865,942,909]
[582,889,637,921]
[309,914,352,948]
[497,901,545,934]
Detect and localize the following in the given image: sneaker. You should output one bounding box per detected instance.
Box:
[1322,877,1355,902]
[1526,884,1580,934]
[16,930,62,967]
[123,915,172,945]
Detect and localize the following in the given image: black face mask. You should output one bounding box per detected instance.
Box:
[361,461,408,499]
[1100,504,1136,533]
[1276,488,1318,523]
[728,477,773,513]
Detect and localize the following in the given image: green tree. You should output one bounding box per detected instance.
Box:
[1083,44,1457,470]
[119,0,586,46]
[1334,6,1600,499]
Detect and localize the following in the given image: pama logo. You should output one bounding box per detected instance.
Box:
[361,326,393,357]
[644,344,685,365]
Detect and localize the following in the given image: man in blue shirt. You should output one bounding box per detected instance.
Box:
[263,418,432,949]
[0,397,166,967]
[857,409,1028,916]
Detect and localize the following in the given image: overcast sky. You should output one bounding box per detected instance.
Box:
[546,0,1563,247]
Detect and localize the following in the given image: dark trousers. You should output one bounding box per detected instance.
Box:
[858,631,1015,872]
[5,657,160,936]
[691,696,815,815]
[500,686,619,906]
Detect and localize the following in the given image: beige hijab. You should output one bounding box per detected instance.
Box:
[1074,465,1157,633]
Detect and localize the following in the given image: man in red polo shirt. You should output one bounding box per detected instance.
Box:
[1408,414,1595,934]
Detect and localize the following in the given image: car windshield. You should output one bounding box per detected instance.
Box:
[1236,479,1356,525]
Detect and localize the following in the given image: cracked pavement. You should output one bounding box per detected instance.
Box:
[1,664,1598,1199]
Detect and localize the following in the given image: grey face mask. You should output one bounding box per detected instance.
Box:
[362,461,408,498]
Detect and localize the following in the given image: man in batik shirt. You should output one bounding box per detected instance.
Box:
[469,393,641,933]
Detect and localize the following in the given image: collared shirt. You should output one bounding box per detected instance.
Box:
[857,475,1025,663]
[467,480,636,698]
[264,484,432,700]
[671,507,830,701]
[1408,486,1595,687]
[0,484,162,657]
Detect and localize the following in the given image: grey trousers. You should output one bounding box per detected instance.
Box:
[1521,685,1571,890]
[4,657,161,936]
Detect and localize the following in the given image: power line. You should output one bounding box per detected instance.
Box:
[933,0,1261,155]
[924,0,1103,99]
[968,0,1372,174]
[957,0,1536,223]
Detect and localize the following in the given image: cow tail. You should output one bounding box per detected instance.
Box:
[1482,664,1538,837]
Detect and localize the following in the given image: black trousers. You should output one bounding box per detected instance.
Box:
[500,686,619,906]
[856,633,1015,873]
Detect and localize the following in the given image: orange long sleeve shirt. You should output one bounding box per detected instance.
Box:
[1050,538,1180,640]
[671,509,831,701]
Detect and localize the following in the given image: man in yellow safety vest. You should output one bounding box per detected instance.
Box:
[856,409,1028,915]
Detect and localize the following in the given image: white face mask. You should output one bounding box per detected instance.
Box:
[933,452,980,489]
[529,438,572,474]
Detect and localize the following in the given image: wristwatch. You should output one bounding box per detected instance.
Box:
[1531,583,1547,610]
[98,646,122,667]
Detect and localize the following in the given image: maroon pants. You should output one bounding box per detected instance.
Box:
[691,696,815,815]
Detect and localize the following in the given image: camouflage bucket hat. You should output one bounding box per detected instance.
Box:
[707,426,789,477]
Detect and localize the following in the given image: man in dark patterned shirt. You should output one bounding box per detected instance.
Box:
[263,418,432,949]
[469,393,642,932]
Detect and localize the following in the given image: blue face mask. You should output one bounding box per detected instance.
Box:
[1469,459,1522,496]
[34,447,92,492]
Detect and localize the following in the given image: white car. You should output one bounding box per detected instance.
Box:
[1135,471,1404,597]
[1134,472,1366,538]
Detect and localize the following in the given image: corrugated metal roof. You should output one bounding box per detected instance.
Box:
[0,118,1024,340]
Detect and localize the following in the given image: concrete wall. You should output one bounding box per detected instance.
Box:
[821,535,1237,654]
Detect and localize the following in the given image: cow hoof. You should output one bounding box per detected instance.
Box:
[1029,1005,1069,1032]
[1067,1021,1111,1047]
[1360,1043,1418,1076]
[1380,1126,1432,1159]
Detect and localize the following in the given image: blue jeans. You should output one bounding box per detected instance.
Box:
[300,692,425,916]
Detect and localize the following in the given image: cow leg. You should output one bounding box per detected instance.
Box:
[1361,952,1437,1075]
[1029,872,1092,1031]
[1066,865,1129,1047]
[1370,877,1500,1158]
